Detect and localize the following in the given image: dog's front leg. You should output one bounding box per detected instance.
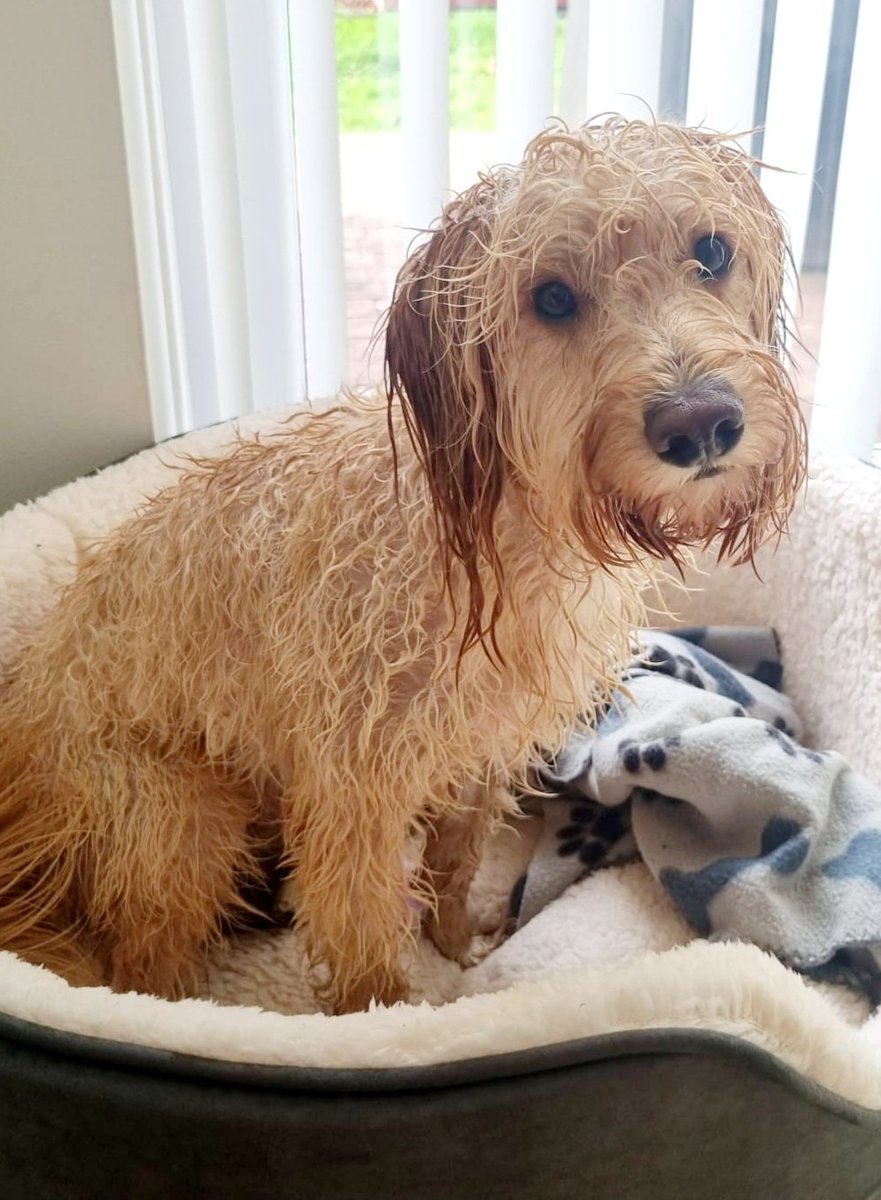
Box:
[422,780,501,967]
[285,785,415,1014]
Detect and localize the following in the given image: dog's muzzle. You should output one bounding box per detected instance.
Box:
[644,379,744,470]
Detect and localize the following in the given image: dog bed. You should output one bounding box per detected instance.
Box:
[2,412,881,1200]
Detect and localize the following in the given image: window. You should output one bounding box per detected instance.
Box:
[113,0,878,458]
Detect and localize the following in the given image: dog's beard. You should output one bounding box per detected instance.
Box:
[574,460,785,569]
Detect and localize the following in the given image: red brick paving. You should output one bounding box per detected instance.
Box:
[344,215,402,388]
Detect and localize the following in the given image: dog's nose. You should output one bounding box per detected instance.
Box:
[644,381,744,469]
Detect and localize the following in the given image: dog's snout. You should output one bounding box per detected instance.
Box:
[644,381,745,469]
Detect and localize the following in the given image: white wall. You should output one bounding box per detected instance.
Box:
[0,0,153,514]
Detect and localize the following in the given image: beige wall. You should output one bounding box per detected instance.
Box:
[0,0,153,514]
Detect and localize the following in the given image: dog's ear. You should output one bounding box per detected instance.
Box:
[384,178,508,658]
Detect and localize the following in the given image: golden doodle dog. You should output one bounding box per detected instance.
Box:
[0,120,805,1013]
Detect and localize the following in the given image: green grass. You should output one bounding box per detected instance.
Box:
[335,11,565,133]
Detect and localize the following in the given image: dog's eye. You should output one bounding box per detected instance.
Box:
[693,235,733,280]
[532,281,578,321]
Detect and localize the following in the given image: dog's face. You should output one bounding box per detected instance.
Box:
[385,120,806,646]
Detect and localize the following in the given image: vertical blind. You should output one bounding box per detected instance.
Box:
[113,0,875,459]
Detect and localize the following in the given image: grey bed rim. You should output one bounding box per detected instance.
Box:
[0,1004,876,1121]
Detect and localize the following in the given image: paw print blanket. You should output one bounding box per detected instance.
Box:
[516,628,881,1005]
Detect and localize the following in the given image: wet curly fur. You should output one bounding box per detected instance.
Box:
[0,120,805,1013]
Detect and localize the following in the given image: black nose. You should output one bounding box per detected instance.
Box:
[644,380,744,468]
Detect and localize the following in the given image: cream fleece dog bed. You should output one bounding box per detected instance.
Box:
[2,414,881,1198]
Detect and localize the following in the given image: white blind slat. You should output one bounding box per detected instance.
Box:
[399,0,450,232]
[813,1,881,459]
[110,0,192,440]
[152,0,226,431]
[179,0,253,423]
[289,0,347,403]
[582,0,664,124]
[559,0,590,128]
[686,0,764,144]
[225,0,306,414]
[759,0,834,275]
[496,0,557,163]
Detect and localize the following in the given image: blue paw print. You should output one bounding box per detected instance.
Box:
[660,817,810,935]
[824,830,881,890]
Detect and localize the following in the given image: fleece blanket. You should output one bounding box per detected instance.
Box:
[518,628,881,1006]
[5,416,881,1108]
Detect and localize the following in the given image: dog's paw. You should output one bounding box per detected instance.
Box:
[426,913,506,968]
[453,930,506,969]
[425,905,470,963]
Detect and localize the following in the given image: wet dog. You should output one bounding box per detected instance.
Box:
[0,119,805,1012]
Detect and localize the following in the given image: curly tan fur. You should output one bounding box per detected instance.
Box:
[0,119,805,1013]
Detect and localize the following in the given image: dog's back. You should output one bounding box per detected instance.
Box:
[0,403,422,987]
[0,399,570,1005]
